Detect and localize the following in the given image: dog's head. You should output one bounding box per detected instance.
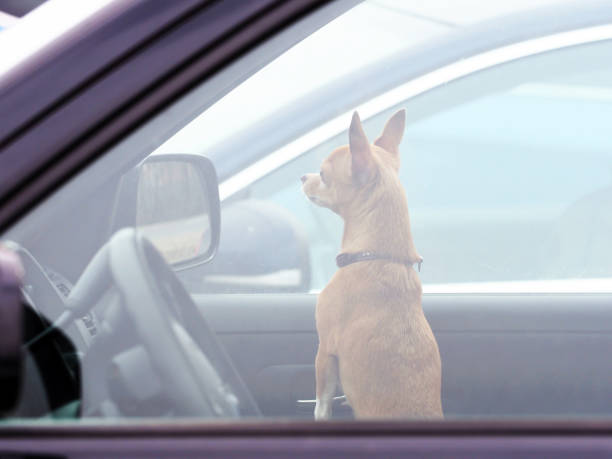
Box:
[301,109,406,216]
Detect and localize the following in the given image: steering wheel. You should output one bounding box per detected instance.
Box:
[78,228,260,417]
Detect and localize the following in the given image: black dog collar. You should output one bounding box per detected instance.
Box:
[336,251,423,271]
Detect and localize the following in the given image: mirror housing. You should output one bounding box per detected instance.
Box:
[120,154,221,270]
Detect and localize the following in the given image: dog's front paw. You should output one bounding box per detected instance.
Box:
[314,399,331,420]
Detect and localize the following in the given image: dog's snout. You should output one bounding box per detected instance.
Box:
[300,175,307,184]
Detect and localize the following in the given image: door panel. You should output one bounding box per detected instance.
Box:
[195,294,317,416]
[196,293,612,418]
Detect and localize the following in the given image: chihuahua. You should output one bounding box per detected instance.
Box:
[301,109,442,419]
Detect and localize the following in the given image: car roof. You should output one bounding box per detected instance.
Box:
[0,0,117,83]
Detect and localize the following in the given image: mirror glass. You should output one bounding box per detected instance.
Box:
[136,159,211,265]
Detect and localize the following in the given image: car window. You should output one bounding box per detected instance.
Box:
[3,0,612,426]
[204,39,612,293]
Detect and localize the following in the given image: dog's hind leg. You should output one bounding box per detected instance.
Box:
[314,351,338,420]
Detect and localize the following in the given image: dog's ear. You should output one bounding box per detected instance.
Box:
[349,111,374,186]
[374,109,405,167]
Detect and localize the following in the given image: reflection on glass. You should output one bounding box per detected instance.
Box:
[136,161,211,264]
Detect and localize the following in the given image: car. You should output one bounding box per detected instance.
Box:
[0,0,43,31]
[1,0,612,457]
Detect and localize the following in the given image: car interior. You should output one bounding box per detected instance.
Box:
[2,1,612,424]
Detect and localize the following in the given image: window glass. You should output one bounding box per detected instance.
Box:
[2,0,612,426]
[215,40,612,292]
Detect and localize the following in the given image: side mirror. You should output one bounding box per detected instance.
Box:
[133,154,221,270]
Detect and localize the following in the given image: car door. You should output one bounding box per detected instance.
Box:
[3,0,612,458]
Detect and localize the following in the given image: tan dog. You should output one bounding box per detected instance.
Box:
[301,109,442,419]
